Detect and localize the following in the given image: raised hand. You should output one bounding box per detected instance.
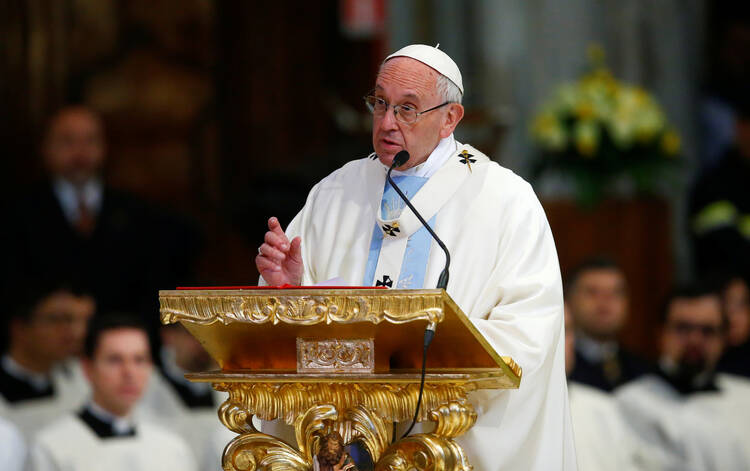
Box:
[255,217,304,286]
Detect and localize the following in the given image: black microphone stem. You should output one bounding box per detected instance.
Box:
[386,151,448,440]
[386,161,451,290]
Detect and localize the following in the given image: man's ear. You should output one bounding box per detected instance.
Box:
[439,103,465,139]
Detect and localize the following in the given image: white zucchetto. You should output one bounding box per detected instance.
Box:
[384,44,464,94]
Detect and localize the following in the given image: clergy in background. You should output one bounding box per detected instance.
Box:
[256,44,576,470]
[29,314,197,471]
[566,257,652,392]
[564,303,639,471]
[616,283,750,470]
[1,285,94,439]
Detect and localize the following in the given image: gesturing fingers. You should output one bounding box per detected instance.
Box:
[258,242,286,264]
[265,229,290,252]
[268,217,286,238]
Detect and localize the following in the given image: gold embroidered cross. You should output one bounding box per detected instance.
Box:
[458,150,476,171]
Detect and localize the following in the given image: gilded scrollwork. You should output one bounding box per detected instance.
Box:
[294,404,338,464]
[213,382,469,425]
[222,432,310,471]
[377,434,472,471]
[215,382,478,471]
[430,401,477,438]
[159,292,445,327]
[343,405,392,464]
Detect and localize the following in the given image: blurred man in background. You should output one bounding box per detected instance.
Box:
[29,314,196,471]
[567,257,652,392]
[2,105,201,338]
[0,286,94,438]
[564,303,639,471]
[617,283,750,470]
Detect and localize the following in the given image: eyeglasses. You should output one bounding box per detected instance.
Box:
[363,95,450,124]
[667,321,723,338]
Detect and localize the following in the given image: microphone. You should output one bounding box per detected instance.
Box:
[387,150,451,290]
[386,149,448,439]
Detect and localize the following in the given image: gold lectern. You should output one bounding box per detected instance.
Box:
[159,288,522,471]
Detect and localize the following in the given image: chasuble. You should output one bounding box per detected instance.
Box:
[262,138,577,470]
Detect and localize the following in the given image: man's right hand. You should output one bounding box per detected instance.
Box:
[255,217,304,286]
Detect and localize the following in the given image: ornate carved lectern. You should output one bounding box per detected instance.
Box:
[159,288,521,471]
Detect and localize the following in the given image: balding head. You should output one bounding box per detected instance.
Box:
[43,106,105,186]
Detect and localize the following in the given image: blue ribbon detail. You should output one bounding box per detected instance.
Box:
[363,176,434,288]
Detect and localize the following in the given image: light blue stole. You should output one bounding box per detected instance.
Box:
[362,175,436,288]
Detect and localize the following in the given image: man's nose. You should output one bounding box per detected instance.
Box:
[378,106,399,130]
[122,360,138,379]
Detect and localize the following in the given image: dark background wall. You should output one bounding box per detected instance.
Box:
[0,0,383,286]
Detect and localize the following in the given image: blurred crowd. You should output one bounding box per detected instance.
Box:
[0,107,230,470]
[565,259,750,470]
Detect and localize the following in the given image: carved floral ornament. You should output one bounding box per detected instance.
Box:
[159,293,445,327]
[216,382,476,471]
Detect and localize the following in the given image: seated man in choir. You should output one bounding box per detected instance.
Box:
[567,257,652,392]
[564,303,638,471]
[255,44,575,470]
[138,322,233,470]
[616,282,750,470]
[29,314,197,471]
[0,285,94,438]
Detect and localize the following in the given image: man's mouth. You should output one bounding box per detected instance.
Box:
[380,138,402,152]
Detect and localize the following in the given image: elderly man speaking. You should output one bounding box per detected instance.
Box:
[256,44,576,470]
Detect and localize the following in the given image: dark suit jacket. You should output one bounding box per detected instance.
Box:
[2,181,201,330]
[569,346,654,393]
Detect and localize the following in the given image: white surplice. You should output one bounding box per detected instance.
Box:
[568,382,638,471]
[0,417,26,471]
[29,413,197,471]
[263,139,577,470]
[136,368,234,471]
[0,358,89,440]
[616,373,750,471]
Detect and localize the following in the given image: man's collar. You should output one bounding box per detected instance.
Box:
[86,401,136,436]
[386,134,457,178]
[51,177,103,223]
[575,332,619,363]
[657,357,719,395]
[1,354,51,391]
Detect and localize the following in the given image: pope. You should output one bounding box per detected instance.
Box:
[255,44,577,470]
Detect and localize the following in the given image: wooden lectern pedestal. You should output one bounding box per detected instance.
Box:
[159,288,521,471]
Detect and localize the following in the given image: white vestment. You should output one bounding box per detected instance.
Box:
[137,369,234,471]
[29,413,198,471]
[0,358,89,440]
[616,373,750,471]
[568,382,638,471]
[264,141,577,470]
[0,416,27,471]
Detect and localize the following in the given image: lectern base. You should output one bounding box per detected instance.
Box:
[194,374,488,471]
